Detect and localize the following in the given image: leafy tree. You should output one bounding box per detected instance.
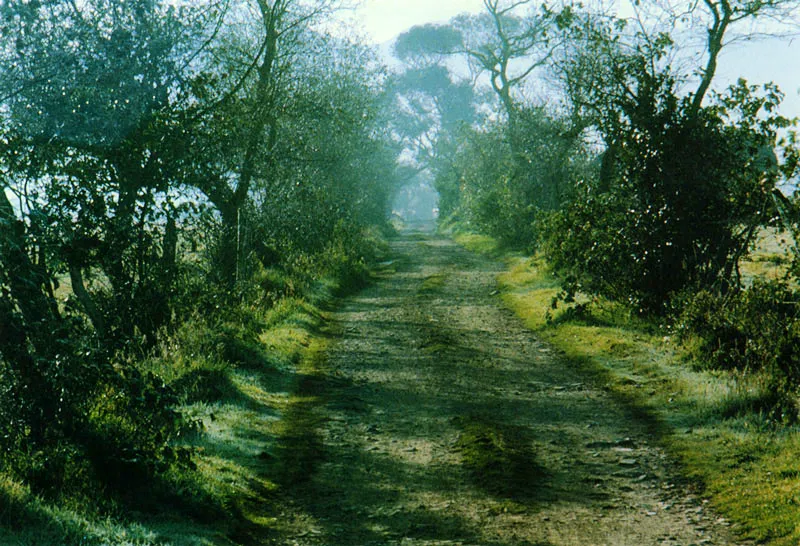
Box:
[0,0,197,341]
[0,0,202,496]
[183,0,357,287]
[0,0,397,508]
[547,41,795,311]
[419,1,580,241]
[393,23,463,68]
[446,106,585,248]
[249,32,398,263]
[389,24,478,218]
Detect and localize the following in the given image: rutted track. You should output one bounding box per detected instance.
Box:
[266,230,745,546]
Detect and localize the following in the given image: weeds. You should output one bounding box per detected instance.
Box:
[0,226,384,544]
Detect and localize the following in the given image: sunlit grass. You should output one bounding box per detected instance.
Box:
[0,474,165,545]
[740,227,793,284]
[3,251,348,544]
[420,271,449,293]
[454,233,500,255]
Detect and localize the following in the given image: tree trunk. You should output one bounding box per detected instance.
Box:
[690,1,730,117]
[68,262,107,339]
[0,189,60,339]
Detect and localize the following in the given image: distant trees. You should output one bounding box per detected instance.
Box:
[391,1,583,246]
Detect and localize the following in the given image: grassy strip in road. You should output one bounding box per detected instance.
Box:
[456,232,800,546]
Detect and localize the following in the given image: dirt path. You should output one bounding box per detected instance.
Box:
[266,230,745,546]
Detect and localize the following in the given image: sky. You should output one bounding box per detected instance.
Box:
[349,0,800,119]
[350,0,484,44]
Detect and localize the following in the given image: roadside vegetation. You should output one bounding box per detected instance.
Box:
[3,0,800,543]
[457,232,800,545]
[388,0,800,543]
[0,0,396,542]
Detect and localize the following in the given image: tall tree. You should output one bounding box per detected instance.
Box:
[391,24,480,213]
[0,0,193,340]
[186,0,350,286]
[452,0,561,123]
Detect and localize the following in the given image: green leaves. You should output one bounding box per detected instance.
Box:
[393,24,463,65]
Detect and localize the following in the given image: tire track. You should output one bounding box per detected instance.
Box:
[267,230,746,546]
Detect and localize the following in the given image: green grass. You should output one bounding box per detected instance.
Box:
[419,271,450,293]
[0,249,360,544]
[459,234,800,546]
[454,233,501,256]
[740,227,793,284]
[454,416,545,500]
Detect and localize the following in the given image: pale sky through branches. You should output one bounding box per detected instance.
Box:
[350,0,799,118]
[352,0,485,44]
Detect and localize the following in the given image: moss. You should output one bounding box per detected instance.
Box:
[454,416,545,500]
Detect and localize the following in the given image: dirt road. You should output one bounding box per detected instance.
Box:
[267,231,745,546]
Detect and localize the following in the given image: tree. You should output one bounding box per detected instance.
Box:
[393,23,463,68]
[451,0,562,123]
[249,31,398,260]
[389,24,478,218]
[0,0,200,494]
[680,0,800,114]
[546,5,799,312]
[0,0,197,341]
[185,0,354,287]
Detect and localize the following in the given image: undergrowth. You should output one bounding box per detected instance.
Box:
[0,230,385,545]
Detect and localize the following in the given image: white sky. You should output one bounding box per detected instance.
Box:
[349,0,799,118]
[350,0,485,44]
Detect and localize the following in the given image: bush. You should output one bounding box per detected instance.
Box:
[445,109,584,252]
[0,311,198,501]
[544,79,783,314]
[678,280,800,421]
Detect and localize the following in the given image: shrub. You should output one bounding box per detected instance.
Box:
[0,314,198,501]
[447,109,584,252]
[678,280,800,421]
[544,79,784,314]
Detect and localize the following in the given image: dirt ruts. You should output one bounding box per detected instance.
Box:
[266,230,746,546]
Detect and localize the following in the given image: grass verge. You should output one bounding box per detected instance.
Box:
[456,232,800,546]
[0,246,371,545]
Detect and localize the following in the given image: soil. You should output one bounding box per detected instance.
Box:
[265,229,747,546]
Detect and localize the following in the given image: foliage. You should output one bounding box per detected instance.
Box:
[678,281,800,421]
[0,0,399,525]
[0,334,198,500]
[388,25,477,181]
[393,23,463,66]
[442,107,586,250]
[544,75,789,313]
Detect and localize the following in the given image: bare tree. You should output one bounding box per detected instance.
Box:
[453,0,560,123]
[688,0,800,114]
